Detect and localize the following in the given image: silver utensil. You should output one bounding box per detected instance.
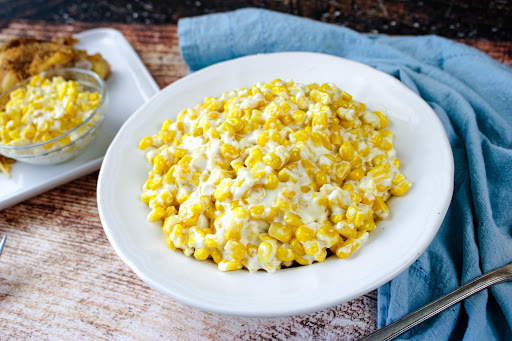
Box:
[360,261,512,341]
[0,235,6,257]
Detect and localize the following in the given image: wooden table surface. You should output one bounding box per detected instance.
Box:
[0,20,510,341]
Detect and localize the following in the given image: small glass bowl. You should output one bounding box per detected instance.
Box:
[0,68,107,165]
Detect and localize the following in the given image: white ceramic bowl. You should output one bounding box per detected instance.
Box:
[97,52,453,317]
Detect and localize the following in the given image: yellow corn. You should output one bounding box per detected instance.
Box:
[315,249,327,262]
[276,245,295,262]
[221,143,240,160]
[268,222,293,243]
[219,260,243,271]
[210,249,223,264]
[374,111,389,129]
[194,248,210,261]
[225,222,242,241]
[138,79,411,272]
[265,172,279,190]
[348,168,366,181]
[225,240,246,261]
[264,153,283,170]
[148,207,165,222]
[296,225,315,242]
[336,239,359,259]
[258,242,274,263]
[233,207,249,219]
[314,171,329,186]
[335,163,351,182]
[284,212,302,227]
[263,207,279,223]
[394,158,401,169]
[312,111,328,129]
[304,240,319,256]
[391,181,411,196]
[139,136,153,150]
[392,174,406,185]
[293,109,305,123]
[290,238,305,256]
[249,205,265,219]
[317,225,340,247]
[341,141,355,161]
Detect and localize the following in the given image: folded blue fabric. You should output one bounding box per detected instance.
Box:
[178,8,512,340]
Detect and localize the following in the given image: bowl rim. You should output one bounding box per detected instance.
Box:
[0,67,106,151]
[97,51,454,317]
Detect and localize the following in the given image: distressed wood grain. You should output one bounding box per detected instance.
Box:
[0,20,509,341]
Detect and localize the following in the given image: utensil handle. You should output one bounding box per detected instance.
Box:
[360,264,512,341]
[0,236,6,257]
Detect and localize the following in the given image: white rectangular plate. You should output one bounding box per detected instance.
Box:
[0,28,160,210]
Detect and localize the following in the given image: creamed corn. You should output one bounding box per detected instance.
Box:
[0,74,102,159]
[139,79,411,272]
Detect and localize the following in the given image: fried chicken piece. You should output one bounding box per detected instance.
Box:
[0,36,110,93]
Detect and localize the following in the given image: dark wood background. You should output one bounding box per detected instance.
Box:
[2,0,511,40]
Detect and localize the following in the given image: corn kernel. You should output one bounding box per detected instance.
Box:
[225,240,246,261]
[225,223,242,241]
[304,241,319,256]
[374,111,389,129]
[341,141,355,161]
[139,136,153,150]
[264,153,283,170]
[348,168,365,181]
[258,242,274,263]
[392,174,406,185]
[233,207,249,219]
[276,245,295,262]
[394,158,401,169]
[337,222,357,239]
[312,111,328,130]
[166,236,176,250]
[249,205,265,219]
[290,238,305,256]
[315,171,329,186]
[336,240,359,259]
[148,207,165,222]
[219,260,243,271]
[296,225,315,242]
[258,131,269,146]
[335,163,351,182]
[391,181,411,196]
[293,110,305,123]
[268,222,293,243]
[295,255,310,265]
[265,172,279,190]
[284,212,302,227]
[194,248,210,261]
[205,236,220,248]
[346,205,358,222]
[317,225,340,247]
[263,207,279,223]
[210,249,223,264]
[315,249,327,262]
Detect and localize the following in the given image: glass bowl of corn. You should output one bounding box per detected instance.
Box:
[0,68,107,165]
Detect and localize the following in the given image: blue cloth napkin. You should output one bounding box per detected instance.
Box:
[178,8,512,340]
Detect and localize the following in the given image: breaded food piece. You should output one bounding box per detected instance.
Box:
[0,36,110,93]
